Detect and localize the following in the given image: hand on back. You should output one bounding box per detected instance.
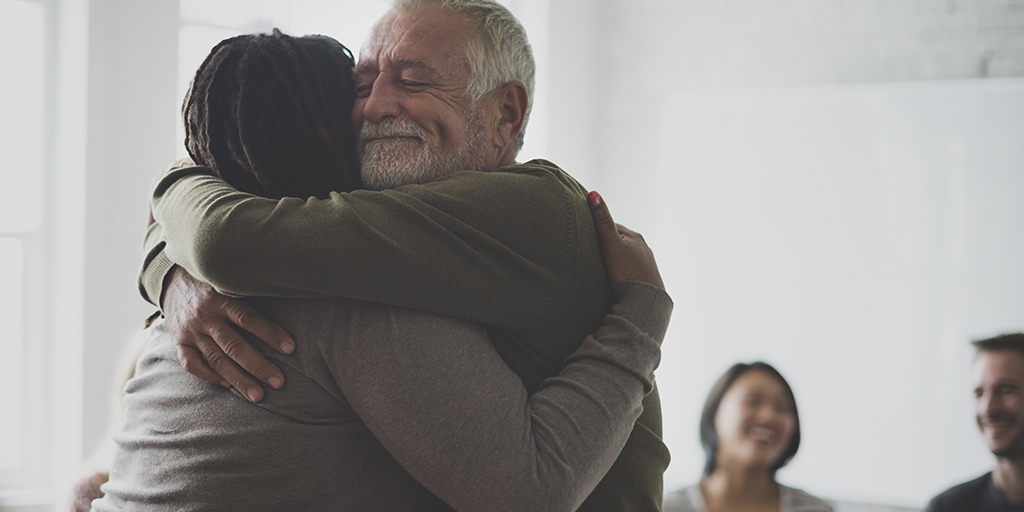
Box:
[161,265,294,402]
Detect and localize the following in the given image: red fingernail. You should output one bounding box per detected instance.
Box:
[587,191,602,207]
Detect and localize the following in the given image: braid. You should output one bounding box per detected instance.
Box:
[183,29,361,199]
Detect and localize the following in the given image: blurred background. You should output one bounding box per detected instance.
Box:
[1,0,1022,510]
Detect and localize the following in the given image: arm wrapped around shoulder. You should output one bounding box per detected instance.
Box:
[564,281,672,395]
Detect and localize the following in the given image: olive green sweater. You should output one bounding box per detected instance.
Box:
[141,159,670,511]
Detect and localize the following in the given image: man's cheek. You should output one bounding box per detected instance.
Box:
[351,100,366,133]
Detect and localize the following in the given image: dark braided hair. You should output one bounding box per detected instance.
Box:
[183,29,362,199]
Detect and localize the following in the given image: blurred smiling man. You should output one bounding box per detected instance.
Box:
[926,333,1024,512]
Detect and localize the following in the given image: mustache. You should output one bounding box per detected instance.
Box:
[980,411,1016,426]
[359,119,427,143]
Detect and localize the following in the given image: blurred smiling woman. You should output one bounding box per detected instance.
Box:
[664,362,832,512]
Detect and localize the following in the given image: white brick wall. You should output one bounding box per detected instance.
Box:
[545,0,1024,224]
[610,0,1024,90]
[541,2,1024,507]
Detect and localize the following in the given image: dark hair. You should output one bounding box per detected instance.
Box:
[973,333,1024,358]
[699,361,801,476]
[183,29,362,199]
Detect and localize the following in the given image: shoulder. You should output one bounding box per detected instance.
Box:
[924,472,993,512]
[663,484,704,512]
[395,159,585,233]
[499,159,588,195]
[781,485,834,512]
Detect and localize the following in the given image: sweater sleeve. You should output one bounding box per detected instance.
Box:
[331,281,672,512]
[145,161,586,330]
[139,221,174,306]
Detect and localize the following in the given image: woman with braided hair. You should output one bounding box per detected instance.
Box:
[88,29,673,512]
[181,29,362,200]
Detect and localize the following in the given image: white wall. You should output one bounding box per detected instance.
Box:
[543,0,1024,507]
[653,79,1024,506]
[82,0,180,459]
[555,0,1024,229]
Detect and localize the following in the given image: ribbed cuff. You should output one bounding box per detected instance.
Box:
[610,281,673,344]
[141,250,175,310]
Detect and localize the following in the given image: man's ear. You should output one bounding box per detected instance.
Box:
[491,80,528,149]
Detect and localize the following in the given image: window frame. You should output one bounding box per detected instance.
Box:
[0,0,57,494]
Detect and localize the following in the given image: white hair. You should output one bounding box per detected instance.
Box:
[390,0,535,150]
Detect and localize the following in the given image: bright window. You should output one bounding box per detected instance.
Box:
[0,0,49,490]
[0,239,25,472]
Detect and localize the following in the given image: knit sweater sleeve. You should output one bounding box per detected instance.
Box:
[331,281,672,512]
[142,160,587,330]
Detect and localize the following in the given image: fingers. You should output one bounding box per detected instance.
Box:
[177,344,230,388]
[614,223,639,240]
[587,190,667,290]
[225,300,295,355]
[206,319,285,391]
[190,333,267,403]
[587,191,619,247]
[163,266,289,398]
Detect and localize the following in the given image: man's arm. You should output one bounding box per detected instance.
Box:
[143,160,604,398]
[146,160,583,328]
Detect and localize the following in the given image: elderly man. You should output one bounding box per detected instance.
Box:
[925,333,1024,512]
[140,1,669,510]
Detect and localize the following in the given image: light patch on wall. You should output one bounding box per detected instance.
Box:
[652,78,1024,506]
[0,239,25,471]
[0,0,44,233]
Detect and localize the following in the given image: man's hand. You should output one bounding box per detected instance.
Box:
[161,266,295,402]
[587,191,666,290]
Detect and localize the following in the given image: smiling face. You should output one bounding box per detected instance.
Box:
[974,350,1024,460]
[352,6,498,190]
[714,370,796,471]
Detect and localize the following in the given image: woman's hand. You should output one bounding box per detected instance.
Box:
[70,472,108,512]
[587,191,665,290]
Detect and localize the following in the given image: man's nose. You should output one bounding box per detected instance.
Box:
[979,391,999,417]
[361,77,402,123]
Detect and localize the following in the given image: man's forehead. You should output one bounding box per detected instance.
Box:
[974,350,1024,384]
[356,7,473,73]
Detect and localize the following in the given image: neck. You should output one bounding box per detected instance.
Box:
[702,460,778,510]
[994,455,1024,504]
[495,147,518,168]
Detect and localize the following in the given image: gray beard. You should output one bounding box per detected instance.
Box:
[357,112,488,190]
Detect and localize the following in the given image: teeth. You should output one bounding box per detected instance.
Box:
[750,427,777,443]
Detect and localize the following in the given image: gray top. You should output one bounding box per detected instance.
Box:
[93,281,672,512]
[664,483,834,512]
